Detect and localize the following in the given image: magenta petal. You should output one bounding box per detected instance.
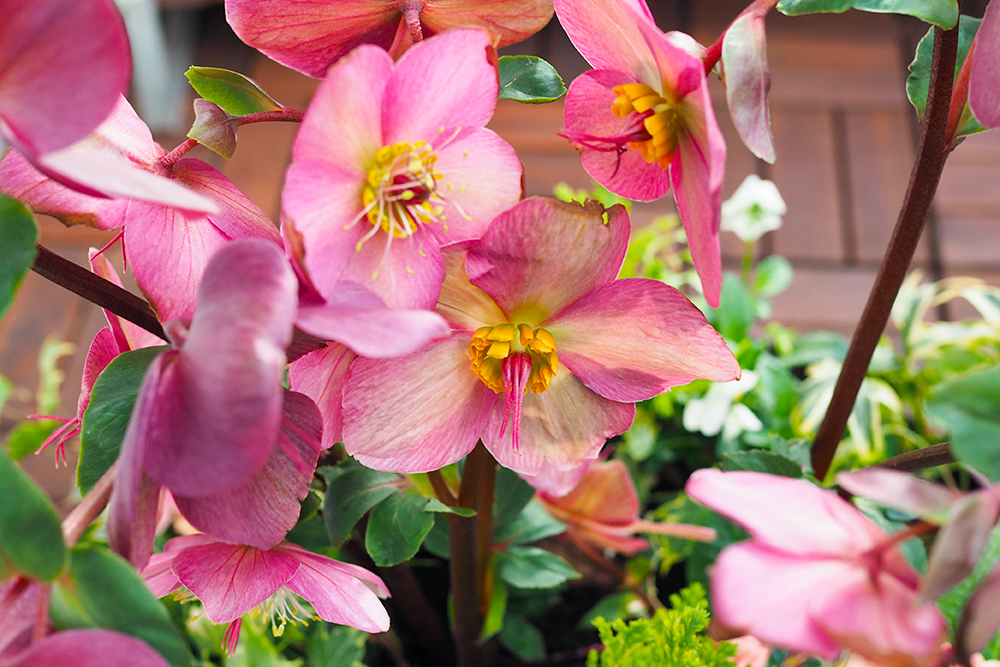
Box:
[466,197,630,321]
[547,278,740,402]
[382,30,498,145]
[141,550,183,599]
[836,468,961,522]
[89,251,164,351]
[173,392,322,549]
[288,345,357,450]
[77,328,121,419]
[142,240,297,496]
[4,630,170,667]
[0,580,41,660]
[171,160,280,244]
[172,541,300,624]
[685,470,886,556]
[343,337,500,472]
[280,543,391,633]
[553,0,659,82]
[297,283,449,358]
[0,0,129,155]
[721,12,775,163]
[971,0,1000,129]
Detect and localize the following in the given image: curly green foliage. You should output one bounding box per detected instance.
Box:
[586,584,736,667]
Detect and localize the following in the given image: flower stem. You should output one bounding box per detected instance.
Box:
[31,246,166,341]
[235,109,305,127]
[810,23,961,480]
[875,443,954,473]
[703,0,779,75]
[158,138,199,172]
[62,464,116,547]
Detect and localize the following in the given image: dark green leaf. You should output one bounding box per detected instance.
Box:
[709,273,755,342]
[421,514,451,559]
[0,447,66,580]
[60,546,190,667]
[925,366,1000,480]
[79,347,165,494]
[494,546,579,590]
[6,419,60,461]
[322,466,400,547]
[492,467,536,530]
[777,0,958,28]
[497,614,546,662]
[185,67,283,116]
[907,16,982,135]
[365,491,435,566]
[0,195,38,323]
[306,625,368,667]
[493,500,566,545]
[720,450,803,477]
[498,56,566,104]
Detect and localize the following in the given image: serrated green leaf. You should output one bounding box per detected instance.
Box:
[322,466,401,547]
[493,500,566,545]
[0,447,66,580]
[0,195,38,323]
[498,614,546,661]
[6,419,60,461]
[365,490,435,566]
[78,347,165,494]
[925,366,1000,481]
[498,56,566,103]
[777,0,958,29]
[495,546,580,590]
[186,66,283,116]
[60,546,190,667]
[720,450,803,477]
[907,16,982,135]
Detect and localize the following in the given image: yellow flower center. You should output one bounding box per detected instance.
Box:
[611,83,679,169]
[360,141,444,241]
[469,323,559,395]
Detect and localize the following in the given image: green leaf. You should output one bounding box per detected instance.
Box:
[365,490,435,567]
[185,66,283,116]
[492,500,566,545]
[925,366,1000,480]
[498,56,566,103]
[752,256,793,298]
[0,195,38,323]
[0,447,66,580]
[492,467,536,530]
[777,0,958,29]
[322,466,401,547]
[480,575,508,640]
[0,374,11,415]
[907,16,982,135]
[709,273,756,342]
[79,346,165,494]
[720,450,803,477]
[59,546,190,667]
[6,419,60,461]
[424,497,476,516]
[497,614,546,662]
[494,546,580,590]
[188,99,238,159]
[306,625,367,667]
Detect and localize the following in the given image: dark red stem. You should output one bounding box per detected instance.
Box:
[235,109,305,126]
[811,23,961,480]
[876,443,954,472]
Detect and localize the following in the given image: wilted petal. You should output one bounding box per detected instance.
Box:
[722,12,775,162]
[970,0,1000,129]
[4,630,170,667]
[836,468,961,523]
[288,344,357,450]
[547,278,740,402]
[466,198,629,321]
[922,495,1000,601]
[554,0,660,84]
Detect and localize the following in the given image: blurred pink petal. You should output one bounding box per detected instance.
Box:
[2,629,170,667]
[288,344,357,450]
[721,12,775,162]
[970,0,1000,129]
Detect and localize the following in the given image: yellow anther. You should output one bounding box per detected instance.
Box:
[609,83,678,173]
[487,341,510,359]
[517,323,534,346]
[360,140,443,239]
[470,323,559,395]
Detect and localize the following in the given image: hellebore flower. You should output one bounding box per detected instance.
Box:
[342,196,739,475]
[0,98,278,322]
[143,534,390,652]
[686,469,946,666]
[535,459,717,555]
[970,0,1000,129]
[720,175,786,244]
[554,0,726,306]
[282,29,523,311]
[226,0,554,78]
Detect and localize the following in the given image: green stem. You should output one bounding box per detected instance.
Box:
[741,240,755,284]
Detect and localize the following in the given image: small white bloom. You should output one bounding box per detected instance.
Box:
[721,174,786,243]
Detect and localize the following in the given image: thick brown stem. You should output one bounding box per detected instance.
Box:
[811,23,960,480]
[876,443,954,472]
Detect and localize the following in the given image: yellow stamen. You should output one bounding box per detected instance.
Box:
[611,84,680,170]
[360,141,443,239]
[469,323,559,395]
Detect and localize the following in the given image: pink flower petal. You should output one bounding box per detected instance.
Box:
[971,0,1000,129]
[142,240,297,497]
[488,370,635,476]
[554,0,660,83]
[548,460,639,526]
[4,629,170,667]
[836,468,962,522]
[382,30,498,145]
[141,550,183,599]
[173,392,322,549]
[436,246,507,330]
[171,541,300,624]
[0,579,41,660]
[0,0,129,155]
[77,328,121,419]
[89,252,163,351]
[343,337,501,472]
[420,0,555,47]
[922,495,1000,601]
[466,197,630,322]
[686,470,886,556]
[546,277,740,402]
[961,566,1000,655]
[288,344,358,450]
[721,12,775,162]
[523,459,593,497]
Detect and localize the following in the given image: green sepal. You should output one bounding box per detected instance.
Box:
[498,56,566,103]
[185,66,283,116]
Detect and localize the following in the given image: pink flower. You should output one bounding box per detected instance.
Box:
[971,0,1000,129]
[554,0,726,306]
[226,0,554,78]
[143,534,389,652]
[686,469,946,666]
[282,29,523,311]
[729,635,771,667]
[342,196,739,475]
[535,459,716,555]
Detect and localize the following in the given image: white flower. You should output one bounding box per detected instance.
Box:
[721,175,786,243]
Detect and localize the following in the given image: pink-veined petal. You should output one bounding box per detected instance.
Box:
[77,328,121,420]
[466,197,630,322]
[553,0,660,85]
[721,12,775,162]
[89,251,163,351]
[971,0,1000,129]
[288,344,357,450]
[142,240,296,496]
[0,0,129,155]
[436,245,506,330]
[4,630,170,667]
[226,0,399,79]
[546,278,740,402]
[0,579,41,660]
[488,370,635,476]
[382,30,498,145]
[141,550,183,599]
[173,392,322,549]
[685,470,886,556]
[172,159,280,244]
[836,468,962,523]
[343,336,501,472]
[86,96,165,167]
[420,0,554,46]
[171,541,300,624]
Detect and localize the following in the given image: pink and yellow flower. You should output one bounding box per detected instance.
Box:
[282,29,523,311]
[341,196,739,475]
[554,0,726,306]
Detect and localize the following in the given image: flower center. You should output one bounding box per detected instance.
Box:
[361,141,444,239]
[611,83,679,169]
[469,323,558,395]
